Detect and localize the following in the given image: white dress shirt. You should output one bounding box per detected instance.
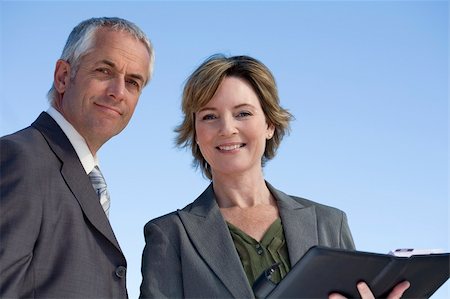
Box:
[46,106,99,174]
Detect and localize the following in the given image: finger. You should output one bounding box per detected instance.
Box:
[328,293,347,299]
[387,281,411,299]
[357,282,375,299]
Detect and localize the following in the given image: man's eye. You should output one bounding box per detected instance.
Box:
[126,79,140,89]
[128,80,141,88]
[96,68,110,75]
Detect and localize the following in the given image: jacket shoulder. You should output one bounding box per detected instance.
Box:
[290,194,345,216]
[144,210,180,228]
[271,183,346,218]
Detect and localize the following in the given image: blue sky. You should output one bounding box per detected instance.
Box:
[1,1,448,298]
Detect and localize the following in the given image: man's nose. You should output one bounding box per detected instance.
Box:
[107,77,126,100]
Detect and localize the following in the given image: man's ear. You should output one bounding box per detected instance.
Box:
[54,59,71,93]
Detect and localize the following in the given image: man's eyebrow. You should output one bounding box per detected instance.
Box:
[100,59,115,68]
[99,59,145,83]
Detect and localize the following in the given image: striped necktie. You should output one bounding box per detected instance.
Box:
[88,166,110,217]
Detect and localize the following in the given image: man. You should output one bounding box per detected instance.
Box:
[0,17,154,298]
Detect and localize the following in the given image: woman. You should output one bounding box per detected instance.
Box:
[139,55,409,298]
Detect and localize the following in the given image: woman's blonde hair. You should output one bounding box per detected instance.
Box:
[175,54,293,179]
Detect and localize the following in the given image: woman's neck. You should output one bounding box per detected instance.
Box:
[212,170,272,208]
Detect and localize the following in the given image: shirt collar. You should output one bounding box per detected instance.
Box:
[46,106,99,174]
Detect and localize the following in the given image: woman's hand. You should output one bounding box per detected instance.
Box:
[328,280,410,299]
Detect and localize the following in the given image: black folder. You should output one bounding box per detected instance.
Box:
[265,246,450,298]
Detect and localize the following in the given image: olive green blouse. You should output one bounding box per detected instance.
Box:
[227,218,291,287]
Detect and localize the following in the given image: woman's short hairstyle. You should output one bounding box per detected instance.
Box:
[175,54,293,179]
[47,17,154,105]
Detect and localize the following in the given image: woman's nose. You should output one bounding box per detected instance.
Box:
[218,116,238,136]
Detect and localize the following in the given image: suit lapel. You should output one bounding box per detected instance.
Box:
[178,184,254,298]
[267,183,319,266]
[32,112,123,254]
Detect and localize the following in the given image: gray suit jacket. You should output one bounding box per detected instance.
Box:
[0,112,127,298]
[140,182,355,298]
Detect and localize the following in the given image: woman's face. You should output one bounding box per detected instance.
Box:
[195,76,274,178]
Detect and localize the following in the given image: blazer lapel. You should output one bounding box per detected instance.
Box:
[267,182,319,266]
[32,112,123,254]
[178,184,254,298]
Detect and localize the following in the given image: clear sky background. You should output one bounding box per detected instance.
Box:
[1,1,448,298]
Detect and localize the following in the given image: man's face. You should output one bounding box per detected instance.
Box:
[54,28,150,153]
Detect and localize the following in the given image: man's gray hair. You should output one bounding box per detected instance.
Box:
[47,17,154,105]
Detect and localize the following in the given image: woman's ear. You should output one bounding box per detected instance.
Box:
[54,59,71,93]
[266,123,275,139]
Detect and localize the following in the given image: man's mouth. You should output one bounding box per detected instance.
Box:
[95,103,122,115]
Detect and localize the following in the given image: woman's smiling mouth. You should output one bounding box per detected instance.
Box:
[216,143,246,152]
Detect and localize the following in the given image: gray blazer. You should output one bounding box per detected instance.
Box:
[140,182,355,298]
[0,112,127,298]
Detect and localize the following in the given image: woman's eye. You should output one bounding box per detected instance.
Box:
[237,111,252,118]
[202,114,216,120]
